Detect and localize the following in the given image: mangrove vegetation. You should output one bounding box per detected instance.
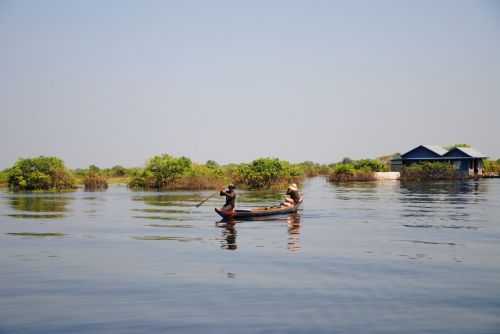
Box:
[128,155,306,190]
[128,154,226,190]
[400,161,461,181]
[484,159,500,176]
[82,165,109,191]
[328,159,387,182]
[6,156,76,191]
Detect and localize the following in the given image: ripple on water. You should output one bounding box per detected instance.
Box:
[131,208,190,214]
[131,235,202,242]
[132,215,189,221]
[403,224,478,230]
[145,224,193,228]
[6,232,65,237]
[6,213,66,219]
[398,239,457,246]
[132,194,203,207]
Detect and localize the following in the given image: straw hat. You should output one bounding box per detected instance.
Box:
[228,183,235,189]
[288,183,298,191]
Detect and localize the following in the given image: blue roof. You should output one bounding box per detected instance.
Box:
[401,145,447,158]
[401,145,487,160]
[446,147,487,158]
[421,145,447,156]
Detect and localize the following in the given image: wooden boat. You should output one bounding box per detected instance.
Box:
[215,200,302,220]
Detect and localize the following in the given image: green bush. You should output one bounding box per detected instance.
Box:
[205,160,219,169]
[129,154,192,190]
[328,163,376,182]
[352,159,387,172]
[110,165,127,177]
[401,161,461,181]
[174,164,227,190]
[328,159,385,182]
[7,156,76,191]
[231,158,304,189]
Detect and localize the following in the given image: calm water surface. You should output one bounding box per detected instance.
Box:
[1,177,499,333]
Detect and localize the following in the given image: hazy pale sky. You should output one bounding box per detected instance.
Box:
[1,0,500,168]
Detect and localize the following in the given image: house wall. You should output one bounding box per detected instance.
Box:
[469,159,484,176]
[453,158,484,176]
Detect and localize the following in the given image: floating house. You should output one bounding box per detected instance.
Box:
[390,145,487,176]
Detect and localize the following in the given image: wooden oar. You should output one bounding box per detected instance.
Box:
[195,192,219,208]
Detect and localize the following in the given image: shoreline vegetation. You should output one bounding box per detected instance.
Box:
[1,154,499,192]
[400,161,461,182]
[328,159,386,182]
[1,155,331,192]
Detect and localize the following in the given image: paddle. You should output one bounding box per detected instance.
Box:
[195,192,219,208]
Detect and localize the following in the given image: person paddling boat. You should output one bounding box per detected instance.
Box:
[219,184,236,211]
[282,183,301,207]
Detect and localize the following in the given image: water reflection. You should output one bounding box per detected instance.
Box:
[287,214,301,252]
[216,213,302,252]
[6,195,70,219]
[334,182,379,201]
[399,180,487,228]
[131,193,195,222]
[400,181,485,204]
[132,194,203,207]
[131,235,202,242]
[218,222,237,250]
[8,196,71,212]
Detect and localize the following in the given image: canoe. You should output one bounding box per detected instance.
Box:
[215,200,302,220]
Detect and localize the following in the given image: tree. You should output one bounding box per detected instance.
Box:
[129,154,192,189]
[205,160,219,169]
[110,165,127,177]
[7,156,76,191]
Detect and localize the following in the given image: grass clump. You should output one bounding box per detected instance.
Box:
[7,156,76,191]
[400,161,461,181]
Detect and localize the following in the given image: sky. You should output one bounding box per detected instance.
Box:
[1,0,500,169]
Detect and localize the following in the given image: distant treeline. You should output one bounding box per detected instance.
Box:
[2,153,499,191]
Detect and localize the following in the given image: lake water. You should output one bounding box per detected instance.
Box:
[1,177,499,334]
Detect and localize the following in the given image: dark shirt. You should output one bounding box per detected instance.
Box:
[286,189,300,204]
[220,189,236,209]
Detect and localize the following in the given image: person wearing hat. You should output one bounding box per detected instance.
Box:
[220,184,237,211]
[282,183,301,207]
